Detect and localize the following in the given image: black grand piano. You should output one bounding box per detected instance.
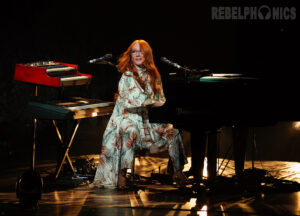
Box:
[149,57,300,184]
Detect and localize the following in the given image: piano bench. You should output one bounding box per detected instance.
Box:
[126,149,146,183]
[127,148,170,185]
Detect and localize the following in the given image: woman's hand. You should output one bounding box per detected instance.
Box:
[149,145,167,154]
[142,98,156,106]
[142,97,165,107]
[152,100,165,107]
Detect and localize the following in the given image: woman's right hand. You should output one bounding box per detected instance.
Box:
[142,97,156,106]
[152,100,165,107]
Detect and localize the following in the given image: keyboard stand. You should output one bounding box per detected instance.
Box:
[27,96,114,181]
[52,119,80,179]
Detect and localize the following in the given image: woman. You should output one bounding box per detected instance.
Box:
[91,39,187,189]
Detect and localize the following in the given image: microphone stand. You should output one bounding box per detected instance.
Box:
[184,68,212,83]
[163,61,212,83]
[90,60,117,68]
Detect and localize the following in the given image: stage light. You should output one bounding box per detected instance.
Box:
[290,163,300,178]
[197,205,207,216]
[203,157,208,178]
[292,122,300,130]
[92,112,98,117]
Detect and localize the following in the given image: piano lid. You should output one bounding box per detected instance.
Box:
[199,73,259,83]
[168,71,259,84]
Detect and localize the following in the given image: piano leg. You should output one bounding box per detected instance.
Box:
[232,125,249,177]
[207,130,218,183]
[190,128,219,184]
[190,129,206,183]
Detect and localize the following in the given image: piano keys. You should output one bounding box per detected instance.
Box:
[26,97,114,120]
[14,61,91,87]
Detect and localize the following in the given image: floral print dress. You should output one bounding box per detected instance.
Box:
[92,66,187,188]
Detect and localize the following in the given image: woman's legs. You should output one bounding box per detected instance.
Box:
[168,130,186,172]
[118,120,139,187]
[92,131,121,188]
[167,130,188,186]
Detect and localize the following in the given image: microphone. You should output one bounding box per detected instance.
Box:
[89,54,112,63]
[160,57,181,69]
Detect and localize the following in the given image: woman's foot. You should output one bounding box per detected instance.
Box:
[88,182,104,189]
[88,182,96,189]
[172,171,188,187]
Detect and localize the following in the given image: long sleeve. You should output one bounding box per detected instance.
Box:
[154,79,166,103]
[118,73,148,108]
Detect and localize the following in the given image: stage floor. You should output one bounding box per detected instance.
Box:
[0,155,299,216]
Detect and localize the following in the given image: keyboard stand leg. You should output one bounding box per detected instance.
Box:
[32,118,37,170]
[32,86,38,171]
[53,119,80,180]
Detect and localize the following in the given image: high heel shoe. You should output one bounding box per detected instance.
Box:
[172,171,188,187]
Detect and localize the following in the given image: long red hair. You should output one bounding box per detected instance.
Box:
[117,40,161,95]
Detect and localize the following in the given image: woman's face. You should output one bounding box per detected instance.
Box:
[131,43,145,67]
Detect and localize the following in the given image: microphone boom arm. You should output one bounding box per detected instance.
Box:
[92,60,117,68]
[160,56,212,79]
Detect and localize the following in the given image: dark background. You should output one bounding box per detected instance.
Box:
[0,0,298,170]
